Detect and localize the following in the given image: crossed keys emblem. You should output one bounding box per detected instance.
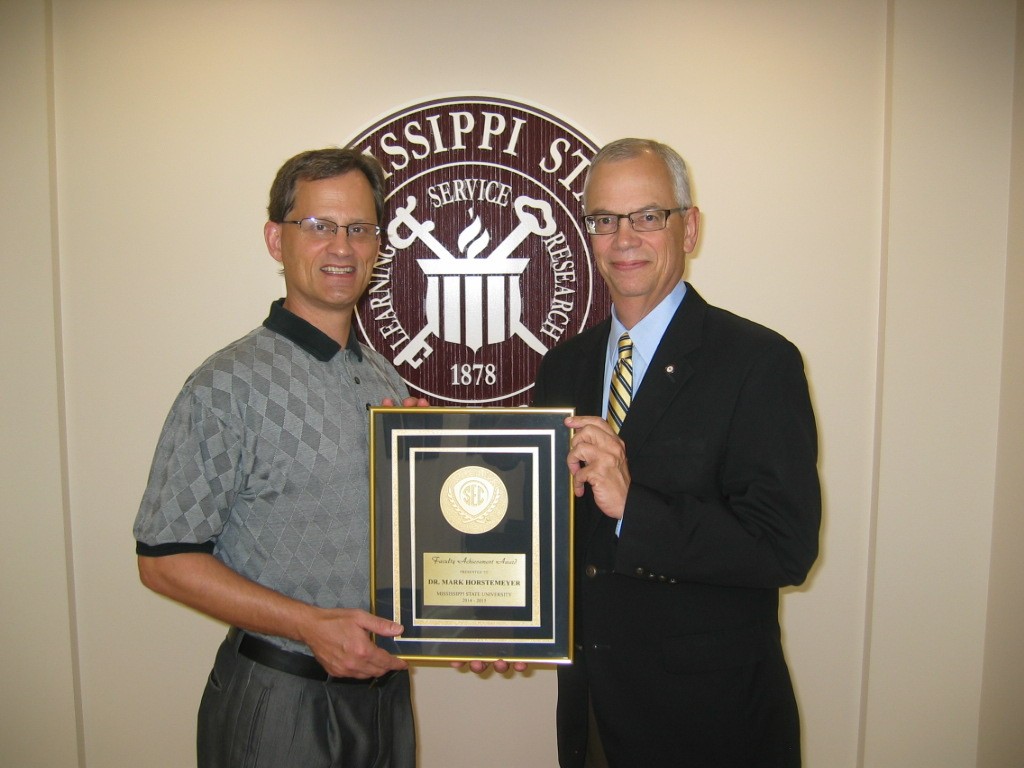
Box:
[389,194,557,368]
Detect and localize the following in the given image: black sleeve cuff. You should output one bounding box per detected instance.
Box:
[136,541,216,557]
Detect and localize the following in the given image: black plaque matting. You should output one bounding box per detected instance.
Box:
[369,407,573,663]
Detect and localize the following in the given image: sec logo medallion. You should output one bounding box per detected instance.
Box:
[439,466,508,535]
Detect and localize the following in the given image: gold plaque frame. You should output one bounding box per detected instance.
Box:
[369,407,574,663]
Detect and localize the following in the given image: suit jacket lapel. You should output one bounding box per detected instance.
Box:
[574,318,611,418]
[618,286,707,454]
[565,318,614,545]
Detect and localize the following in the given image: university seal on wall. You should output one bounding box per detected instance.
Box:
[350,96,608,405]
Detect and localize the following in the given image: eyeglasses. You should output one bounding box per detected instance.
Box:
[283,217,381,242]
[582,207,687,235]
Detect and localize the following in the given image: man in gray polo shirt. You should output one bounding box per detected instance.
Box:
[135,148,424,767]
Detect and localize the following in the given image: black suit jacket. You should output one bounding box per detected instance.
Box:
[533,285,820,768]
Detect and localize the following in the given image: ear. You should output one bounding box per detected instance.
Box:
[265,221,284,264]
[682,206,701,254]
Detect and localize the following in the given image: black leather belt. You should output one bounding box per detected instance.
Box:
[227,627,395,686]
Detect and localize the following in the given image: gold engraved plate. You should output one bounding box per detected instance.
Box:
[423,553,527,607]
[440,466,508,534]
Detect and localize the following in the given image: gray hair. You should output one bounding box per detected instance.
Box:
[584,138,693,210]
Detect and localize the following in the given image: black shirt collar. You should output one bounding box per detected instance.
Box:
[262,299,363,362]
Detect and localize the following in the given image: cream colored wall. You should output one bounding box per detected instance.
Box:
[3,0,1020,766]
[977,3,1024,767]
[863,2,1019,765]
[0,1,81,765]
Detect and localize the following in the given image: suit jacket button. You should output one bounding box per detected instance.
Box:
[585,564,598,578]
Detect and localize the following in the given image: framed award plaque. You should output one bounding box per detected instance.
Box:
[369,407,574,663]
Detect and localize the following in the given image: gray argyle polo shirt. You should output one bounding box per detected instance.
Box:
[134,300,409,654]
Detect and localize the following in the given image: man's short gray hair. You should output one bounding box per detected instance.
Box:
[584,138,693,210]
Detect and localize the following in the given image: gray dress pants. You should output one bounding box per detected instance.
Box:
[197,634,416,768]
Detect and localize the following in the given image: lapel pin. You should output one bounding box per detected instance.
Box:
[665,365,675,374]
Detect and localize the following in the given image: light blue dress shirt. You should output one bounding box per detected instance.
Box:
[602,280,688,535]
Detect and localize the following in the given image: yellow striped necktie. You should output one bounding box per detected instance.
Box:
[607,332,633,433]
